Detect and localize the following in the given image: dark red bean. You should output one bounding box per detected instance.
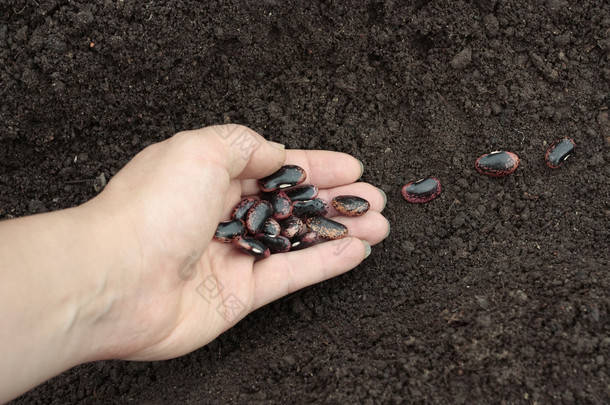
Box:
[401,177,441,203]
[285,185,319,201]
[292,198,329,218]
[232,197,259,221]
[258,165,307,192]
[261,217,281,237]
[545,138,575,169]
[214,219,246,242]
[280,216,305,239]
[245,200,273,233]
[331,195,370,217]
[257,234,291,254]
[232,236,270,258]
[290,231,322,250]
[475,151,519,177]
[306,217,348,240]
[263,190,292,220]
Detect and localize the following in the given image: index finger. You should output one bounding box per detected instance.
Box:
[241,149,363,196]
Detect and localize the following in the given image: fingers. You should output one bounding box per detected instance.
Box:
[250,237,369,311]
[240,149,362,195]
[249,204,389,311]
[224,182,386,222]
[326,211,389,245]
[288,150,363,188]
[181,124,286,181]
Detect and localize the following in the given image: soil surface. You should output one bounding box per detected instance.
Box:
[2,0,610,403]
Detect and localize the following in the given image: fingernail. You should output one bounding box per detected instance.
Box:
[357,159,364,178]
[269,141,285,150]
[362,240,371,258]
[377,187,387,210]
[384,219,391,239]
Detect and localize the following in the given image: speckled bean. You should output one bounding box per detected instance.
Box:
[232,236,270,258]
[263,190,293,220]
[545,138,575,169]
[475,150,519,177]
[246,200,274,233]
[332,195,370,217]
[280,216,305,239]
[306,217,348,240]
[257,234,291,253]
[232,197,259,221]
[214,219,246,242]
[292,198,329,218]
[401,177,441,203]
[285,185,319,201]
[258,165,307,192]
[290,231,322,250]
[261,217,281,237]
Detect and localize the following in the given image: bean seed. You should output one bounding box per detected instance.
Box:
[401,177,441,203]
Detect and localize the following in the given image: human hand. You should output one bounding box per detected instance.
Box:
[82,124,389,361]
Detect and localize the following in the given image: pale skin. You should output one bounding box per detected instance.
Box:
[0,125,389,402]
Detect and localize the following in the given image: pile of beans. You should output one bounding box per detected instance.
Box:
[214,165,370,258]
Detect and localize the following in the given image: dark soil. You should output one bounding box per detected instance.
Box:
[3,0,610,403]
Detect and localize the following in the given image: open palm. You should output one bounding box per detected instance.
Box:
[90,125,388,361]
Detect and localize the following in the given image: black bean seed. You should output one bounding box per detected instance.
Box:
[285,185,319,201]
[246,200,273,233]
[306,217,348,240]
[263,190,292,220]
[257,234,291,254]
[232,197,259,221]
[292,198,329,218]
[332,195,370,217]
[258,165,307,192]
[475,151,519,177]
[401,177,441,203]
[214,219,246,242]
[261,217,281,237]
[545,137,575,169]
[280,216,305,239]
[232,236,270,258]
[290,231,322,250]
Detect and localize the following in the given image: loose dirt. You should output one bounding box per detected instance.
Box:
[2,0,609,403]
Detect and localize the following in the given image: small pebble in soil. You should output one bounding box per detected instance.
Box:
[332,195,370,216]
[475,151,520,177]
[401,177,441,203]
[545,137,575,169]
[258,165,307,192]
[214,219,246,242]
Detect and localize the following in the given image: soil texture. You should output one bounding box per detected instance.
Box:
[2,0,610,403]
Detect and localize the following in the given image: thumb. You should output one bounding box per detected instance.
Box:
[202,124,286,179]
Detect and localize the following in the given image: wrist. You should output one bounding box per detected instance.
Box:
[0,203,128,401]
[68,198,140,361]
